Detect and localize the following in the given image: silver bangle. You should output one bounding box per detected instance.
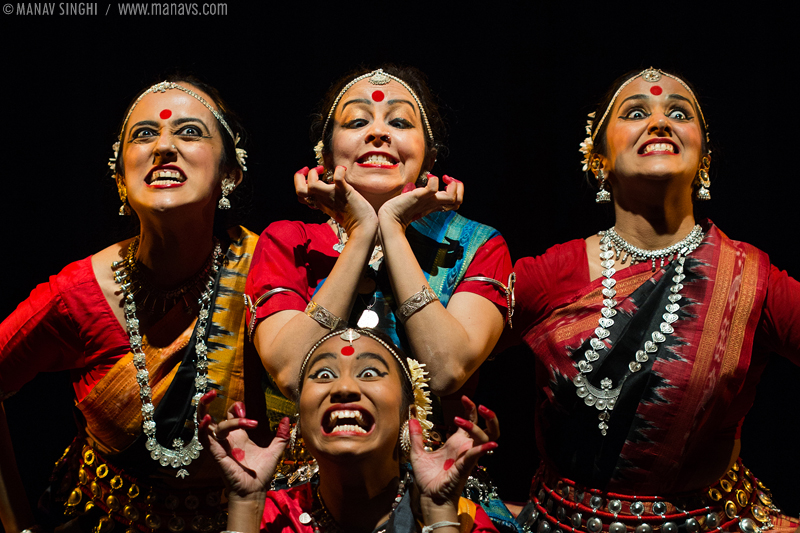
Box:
[396,286,439,324]
[421,521,460,533]
[461,272,516,328]
[244,287,303,340]
[305,300,345,330]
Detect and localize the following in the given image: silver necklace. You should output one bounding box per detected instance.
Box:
[112,237,223,478]
[572,225,704,436]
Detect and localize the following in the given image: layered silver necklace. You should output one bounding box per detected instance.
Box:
[572,225,704,436]
[112,237,223,478]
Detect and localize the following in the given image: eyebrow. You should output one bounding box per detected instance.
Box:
[128,117,211,133]
[387,99,417,115]
[618,93,694,107]
[356,351,391,369]
[340,98,418,116]
[341,98,371,112]
[306,352,336,373]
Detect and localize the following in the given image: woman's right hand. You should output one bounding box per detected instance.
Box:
[198,391,289,498]
[294,165,378,236]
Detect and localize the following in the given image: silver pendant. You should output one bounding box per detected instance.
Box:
[333,242,345,253]
[357,309,379,328]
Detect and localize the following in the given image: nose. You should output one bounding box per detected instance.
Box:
[365,123,391,146]
[330,374,362,403]
[647,116,672,136]
[152,131,178,163]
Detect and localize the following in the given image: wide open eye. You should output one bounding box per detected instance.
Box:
[309,367,337,381]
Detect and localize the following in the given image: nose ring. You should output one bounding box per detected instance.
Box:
[381,134,391,143]
[171,144,176,150]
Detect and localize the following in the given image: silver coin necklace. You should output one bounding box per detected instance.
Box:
[572,225,704,436]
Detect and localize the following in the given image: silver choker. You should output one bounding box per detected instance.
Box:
[112,238,223,478]
[573,225,704,436]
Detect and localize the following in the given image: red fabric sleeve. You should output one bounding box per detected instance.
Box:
[454,235,513,317]
[0,257,129,401]
[755,263,800,366]
[245,221,340,329]
[496,239,587,350]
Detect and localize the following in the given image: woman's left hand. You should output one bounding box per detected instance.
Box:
[378,174,464,229]
[198,391,290,499]
[409,397,498,506]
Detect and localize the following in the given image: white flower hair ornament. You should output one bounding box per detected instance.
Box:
[234,134,248,172]
[407,358,434,438]
[314,140,325,167]
[579,112,596,172]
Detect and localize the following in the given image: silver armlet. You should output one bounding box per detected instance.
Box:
[304,300,345,330]
[244,287,304,340]
[396,286,439,324]
[461,272,516,328]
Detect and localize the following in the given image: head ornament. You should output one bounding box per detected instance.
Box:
[315,69,435,166]
[579,68,708,171]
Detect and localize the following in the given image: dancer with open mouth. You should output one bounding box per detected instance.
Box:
[200,327,500,533]
[508,68,800,533]
[0,76,266,533]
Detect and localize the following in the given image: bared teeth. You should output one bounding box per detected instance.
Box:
[151,170,184,181]
[328,409,369,430]
[643,143,675,154]
[361,154,396,165]
[330,424,367,434]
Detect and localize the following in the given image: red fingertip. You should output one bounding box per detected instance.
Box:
[442,175,454,184]
[443,458,455,471]
[427,174,438,181]
[240,419,258,429]
[402,183,415,194]
[408,418,422,435]
[276,417,291,440]
[234,402,245,418]
[337,166,347,171]
[481,442,498,452]
[200,390,217,404]
[297,166,309,177]
[231,448,245,462]
[478,405,496,419]
[313,165,324,174]
[199,414,212,430]
[454,417,474,431]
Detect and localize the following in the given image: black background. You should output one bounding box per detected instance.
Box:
[1,1,798,523]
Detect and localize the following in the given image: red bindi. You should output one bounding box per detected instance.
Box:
[341,346,355,356]
[372,90,385,102]
[160,109,172,119]
[649,86,663,96]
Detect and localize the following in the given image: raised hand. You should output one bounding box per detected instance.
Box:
[294,165,379,236]
[198,390,289,498]
[378,174,464,229]
[409,397,498,506]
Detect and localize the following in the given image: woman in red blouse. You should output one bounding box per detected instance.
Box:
[0,77,262,533]
[510,68,800,533]
[246,66,514,403]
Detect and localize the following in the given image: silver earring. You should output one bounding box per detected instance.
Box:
[695,156,711,201]
[595,169,611,204]
[400,420,410,457]
[218,177,235,209]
